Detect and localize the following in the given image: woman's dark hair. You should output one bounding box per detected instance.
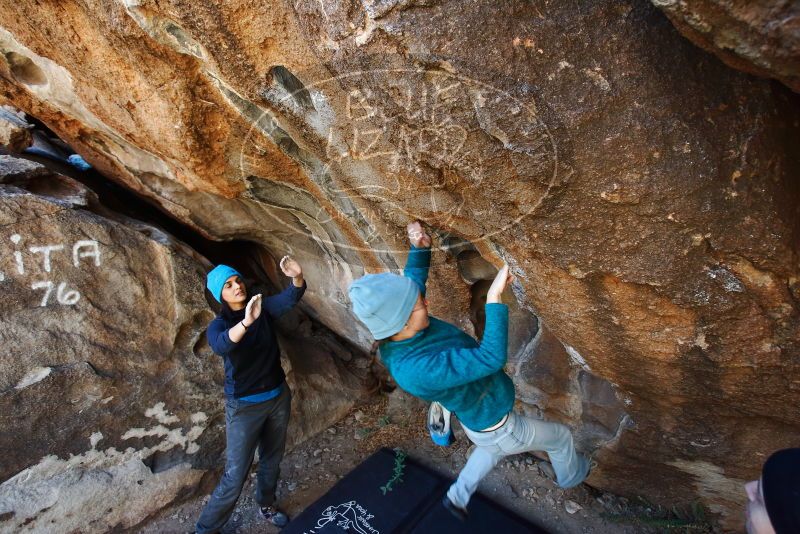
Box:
[220,299,238,319]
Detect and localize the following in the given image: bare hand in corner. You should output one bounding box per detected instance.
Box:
[407,221,432,248]
[486,265,515,304]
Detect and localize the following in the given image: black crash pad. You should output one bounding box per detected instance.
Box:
[281,447,549,534]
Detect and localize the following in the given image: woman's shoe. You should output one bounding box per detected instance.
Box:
[259,505,289,527]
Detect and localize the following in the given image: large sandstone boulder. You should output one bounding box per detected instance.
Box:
[0,157,368,532]
[0,157,222,532]
[652,0,800,92]
[0,1,798,530]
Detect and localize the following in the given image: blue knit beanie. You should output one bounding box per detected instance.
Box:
[348,273,420,339]
[206,264,242,303]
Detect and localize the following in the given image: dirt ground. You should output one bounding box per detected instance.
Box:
[140,391,716,534]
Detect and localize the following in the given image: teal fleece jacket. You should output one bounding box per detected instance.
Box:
[379,245,516,431]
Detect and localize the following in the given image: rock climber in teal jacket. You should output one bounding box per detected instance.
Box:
[349,221,590,520]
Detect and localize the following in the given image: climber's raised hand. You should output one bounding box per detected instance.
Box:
[486,265,515,304]
[407,220,432,248]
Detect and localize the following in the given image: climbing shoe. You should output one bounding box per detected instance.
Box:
[537,459,557,482]
[427,401,454,446]
[586,457,598,481]
[259,505,289,527]
[442,495,468,521]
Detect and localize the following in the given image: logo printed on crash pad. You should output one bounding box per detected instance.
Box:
[303,500,379,534]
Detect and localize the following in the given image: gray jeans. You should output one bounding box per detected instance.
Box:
[196,385,292,534]
[447,411,589,509]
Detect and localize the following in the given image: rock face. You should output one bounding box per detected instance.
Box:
[1,0,799,530]
[652,0,800,92]
[0,157,221,532]
[0,157,368,532]
[0,105,31,151]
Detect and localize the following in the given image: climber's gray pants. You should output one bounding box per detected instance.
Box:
[447,411,589,509]
[196,386,291,534]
